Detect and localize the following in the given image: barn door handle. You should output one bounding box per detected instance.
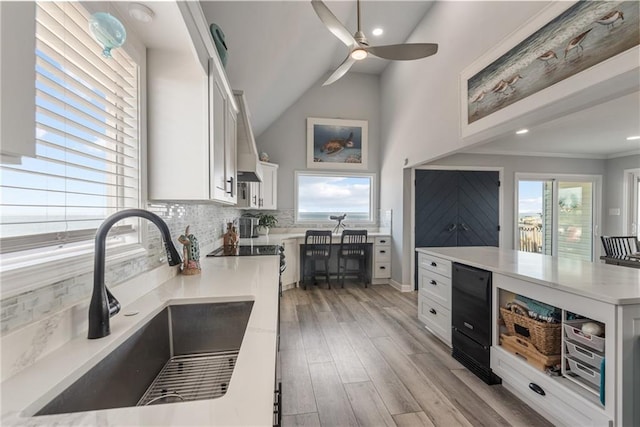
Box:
[447,223,457,232]
[459,223,470,231]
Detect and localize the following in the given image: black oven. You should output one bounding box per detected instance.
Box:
[451,262,500,385]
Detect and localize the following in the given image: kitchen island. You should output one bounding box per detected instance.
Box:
[1,255,280,426]
[416,246,639,427]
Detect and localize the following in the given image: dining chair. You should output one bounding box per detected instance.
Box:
[301,230,332,289]
[337,229,369,288]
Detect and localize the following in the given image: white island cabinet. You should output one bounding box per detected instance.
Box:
[416,247,640,427]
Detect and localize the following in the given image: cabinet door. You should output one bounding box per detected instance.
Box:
[457,171,499,247]
[209,68,227,202]
[260,164,278,210]
[225,106,237,204]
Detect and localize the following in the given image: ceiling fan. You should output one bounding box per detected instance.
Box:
[311,0,438,86]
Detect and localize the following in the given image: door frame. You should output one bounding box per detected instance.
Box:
[622,168,640,236]
[411,166,504,290]
[514,172,602,261]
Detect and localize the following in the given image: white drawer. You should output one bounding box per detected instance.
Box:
[373,262,390,278]
[418,295,451,347]
[419,269,451,308]
[373,246,391,262]
[374,236,390,246]
[417,252,451,278]
[491,347,611,427]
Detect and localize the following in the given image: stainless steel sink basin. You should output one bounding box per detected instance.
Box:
[35,301,253,415]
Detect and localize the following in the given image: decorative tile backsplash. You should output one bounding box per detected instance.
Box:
[0,204,388,336]
[0,202,242,335]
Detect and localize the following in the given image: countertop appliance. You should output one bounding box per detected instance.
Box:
[238,217,259,238]
[451,262,501,385]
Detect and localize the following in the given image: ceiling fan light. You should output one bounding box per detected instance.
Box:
[351,49,368,60]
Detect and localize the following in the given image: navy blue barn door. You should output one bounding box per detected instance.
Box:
[415,170,499,287]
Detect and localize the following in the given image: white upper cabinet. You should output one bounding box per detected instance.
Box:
[237,162,278,210]
[0,2,36,163]
[259,161,278,210]
[148,1,237,204]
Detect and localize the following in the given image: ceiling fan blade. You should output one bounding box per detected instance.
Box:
[366,43,439,60]
[323,55,357,86]
[311,0,357,48]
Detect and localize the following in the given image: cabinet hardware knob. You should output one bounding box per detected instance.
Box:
[431,262,437,267]
[380,239,386,243]
[430,280,437,285]
[380,250,386,254]
[429,308,437,315]
[528,383,545,396]
[459,223,470,231]
[447,223,457,232]
[380,266,386,270]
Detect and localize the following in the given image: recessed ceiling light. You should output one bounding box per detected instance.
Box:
[128,3,154,23]
[372,28,383,36]
[516,129,529,135]
[626,135,640,141]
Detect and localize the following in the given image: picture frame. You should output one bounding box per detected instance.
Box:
[306,117,368,170]
[459,1,639,141]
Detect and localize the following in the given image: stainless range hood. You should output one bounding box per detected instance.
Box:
[234,90,263,182]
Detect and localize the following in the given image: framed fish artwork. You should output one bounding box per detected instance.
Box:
[306,117,368,169]
[459,0,639,141]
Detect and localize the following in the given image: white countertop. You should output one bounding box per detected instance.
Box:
[239,231,390,246]
[1,255,280,426]
[416,247,640,305]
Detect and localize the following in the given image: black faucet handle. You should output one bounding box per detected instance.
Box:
[164,241,182,266]
[106,287,121,317]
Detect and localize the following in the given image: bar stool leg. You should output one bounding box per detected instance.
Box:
[324,259,331,289]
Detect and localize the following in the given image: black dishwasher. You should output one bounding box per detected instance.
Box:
[451,262,501,385]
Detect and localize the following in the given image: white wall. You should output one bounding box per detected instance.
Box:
[603,154,640,235]
[379,1,549,284]
[256,72,380,211]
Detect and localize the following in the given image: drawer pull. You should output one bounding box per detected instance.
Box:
[430,262,437,267]
[429,308,437,315]
[379,239,386,243]
[379,266,386,270]
[528,383,545,396]
[429,280,437,285]
[379,250,386,254]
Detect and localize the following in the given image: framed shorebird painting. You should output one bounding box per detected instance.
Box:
[460,0,639,140]
[307,118,368,170]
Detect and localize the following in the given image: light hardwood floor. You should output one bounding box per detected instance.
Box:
[279,283,552,427]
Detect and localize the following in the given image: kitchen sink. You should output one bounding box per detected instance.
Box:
[35,301,254,415]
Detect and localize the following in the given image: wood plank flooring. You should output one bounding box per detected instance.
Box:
[279,283,552,427]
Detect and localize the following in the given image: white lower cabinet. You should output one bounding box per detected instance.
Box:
[418,295,451,346]
[281,238,298,290]
[492,346,610,426]
[493,273,615,426]
[372,236,391,282]
[417,252,452,347]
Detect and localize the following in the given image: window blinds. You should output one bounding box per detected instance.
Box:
[0,2,140,254]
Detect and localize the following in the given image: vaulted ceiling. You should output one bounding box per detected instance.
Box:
[118,1,639,159]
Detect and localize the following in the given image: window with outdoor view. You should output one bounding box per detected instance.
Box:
[0,1,141,256]
[295,172,375,223]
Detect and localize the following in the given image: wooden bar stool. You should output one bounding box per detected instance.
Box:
[302,230,332,289]
[337,229,369,288]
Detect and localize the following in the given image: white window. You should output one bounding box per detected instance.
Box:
[515,174,601,262]
[295,172,375,224]
[0,3,140,263]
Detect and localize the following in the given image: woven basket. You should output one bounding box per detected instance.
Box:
[500,306,561,355]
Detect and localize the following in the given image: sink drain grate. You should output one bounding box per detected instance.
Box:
[137,350,239,406]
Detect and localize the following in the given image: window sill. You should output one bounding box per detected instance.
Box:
[0,243,147,299]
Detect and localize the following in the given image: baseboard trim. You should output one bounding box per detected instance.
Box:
[282,282,298,292]
[389,279,413,292]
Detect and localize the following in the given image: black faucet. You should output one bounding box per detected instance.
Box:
[88,209,182,339]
